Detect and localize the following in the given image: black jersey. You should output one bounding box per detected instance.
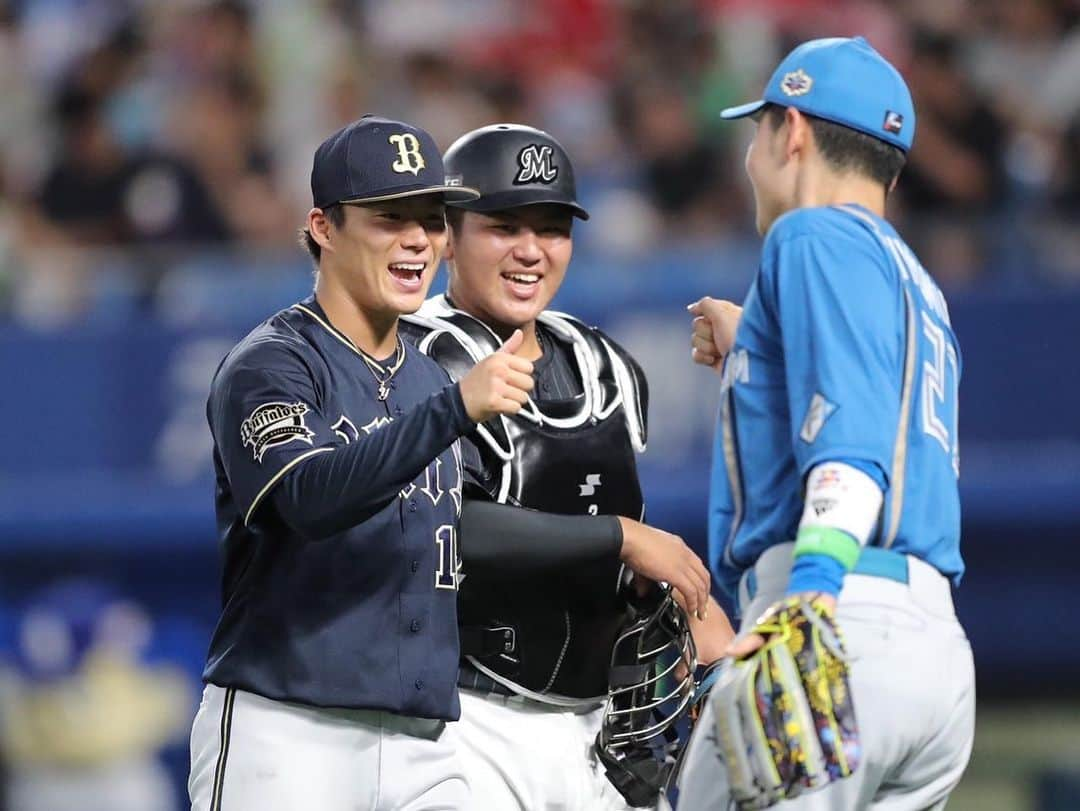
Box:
[204,296,470,719]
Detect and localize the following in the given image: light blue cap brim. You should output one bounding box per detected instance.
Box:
[719,99,767,120]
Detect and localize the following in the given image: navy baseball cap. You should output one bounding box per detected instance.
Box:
[720,37,916,152]
[311,115,480,209]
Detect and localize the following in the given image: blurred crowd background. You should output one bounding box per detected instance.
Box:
[2,0,1080,323]
[1,1,1079,810]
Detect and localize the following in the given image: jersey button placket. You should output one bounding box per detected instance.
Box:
[410,619,421,633]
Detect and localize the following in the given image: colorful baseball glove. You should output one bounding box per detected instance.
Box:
[711,595,860,809]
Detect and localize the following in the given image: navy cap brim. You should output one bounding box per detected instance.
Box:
[337,184,481,207]
[448,188,590,220]
[719,99,767,120]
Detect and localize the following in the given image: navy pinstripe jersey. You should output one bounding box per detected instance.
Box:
[203,296,469,719]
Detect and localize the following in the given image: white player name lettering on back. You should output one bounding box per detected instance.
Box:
[882,235,951,326]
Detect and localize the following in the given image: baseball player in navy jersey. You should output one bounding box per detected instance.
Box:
[399,124,733,810]
[676,38,975,809]
[187,116,537,811]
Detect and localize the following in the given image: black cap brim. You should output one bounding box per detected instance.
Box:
[448,188,589,220]
[336,184,481,207]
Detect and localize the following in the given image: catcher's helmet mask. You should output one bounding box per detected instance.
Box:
[594,583,697,807]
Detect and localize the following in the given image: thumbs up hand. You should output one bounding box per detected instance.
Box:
[459,329,535,422]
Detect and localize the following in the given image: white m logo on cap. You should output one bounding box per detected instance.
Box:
[515,144,558,184]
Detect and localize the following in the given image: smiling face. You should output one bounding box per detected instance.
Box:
[445,204,573,333]
[320,195,449,318]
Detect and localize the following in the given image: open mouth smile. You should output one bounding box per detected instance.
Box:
[501,271,543,299]
[388,261,426,291]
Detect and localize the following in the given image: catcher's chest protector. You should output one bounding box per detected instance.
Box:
[482,359,644,520]
[401,299,649,698]
[408,301,646,521]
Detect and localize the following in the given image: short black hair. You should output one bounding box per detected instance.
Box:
[299,204,346,264]
[763,103,907,191]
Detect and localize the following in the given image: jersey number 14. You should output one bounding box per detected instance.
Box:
[434,524,459,590]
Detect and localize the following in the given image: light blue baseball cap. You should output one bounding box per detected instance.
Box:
[720,36,915,152]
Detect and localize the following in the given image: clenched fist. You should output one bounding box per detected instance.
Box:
[687,297,743,370]
[459,329,535,422]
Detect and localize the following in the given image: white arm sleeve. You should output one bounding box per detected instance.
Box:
[798,462,884,545]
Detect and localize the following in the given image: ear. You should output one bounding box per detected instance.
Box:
[783,107,810,162]
[443,224,456,263]
[307,207,334,254]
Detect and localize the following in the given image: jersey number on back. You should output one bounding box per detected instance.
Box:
[884,230,961,479]
[920,312,959,476]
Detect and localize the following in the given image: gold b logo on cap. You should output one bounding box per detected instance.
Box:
[780,69,813,97]
[389,133,425,176]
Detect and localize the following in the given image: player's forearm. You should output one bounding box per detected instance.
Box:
[686,595,733,665]
[787,460,884,597]
[272,384,472,539]
[458,499,622,575]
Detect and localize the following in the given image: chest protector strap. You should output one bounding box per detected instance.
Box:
[404,295,647,494]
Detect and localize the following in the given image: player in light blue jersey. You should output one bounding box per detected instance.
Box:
[677,37,975,810]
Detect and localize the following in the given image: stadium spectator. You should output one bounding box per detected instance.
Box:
[38,80,228,246]
[0,0,1077,322]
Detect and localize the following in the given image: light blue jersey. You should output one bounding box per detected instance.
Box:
[708,204,963,598]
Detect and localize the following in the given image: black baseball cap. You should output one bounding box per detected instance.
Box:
[442,124,589,220]
[311,115,480,209]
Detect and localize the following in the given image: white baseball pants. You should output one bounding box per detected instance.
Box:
[677,544,975,811]
[188,684,471,810]
[455,688,647,810]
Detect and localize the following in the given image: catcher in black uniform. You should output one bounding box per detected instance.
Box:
[400,124,733,809]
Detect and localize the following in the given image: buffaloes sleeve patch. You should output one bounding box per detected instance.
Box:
[241,402,315,463]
